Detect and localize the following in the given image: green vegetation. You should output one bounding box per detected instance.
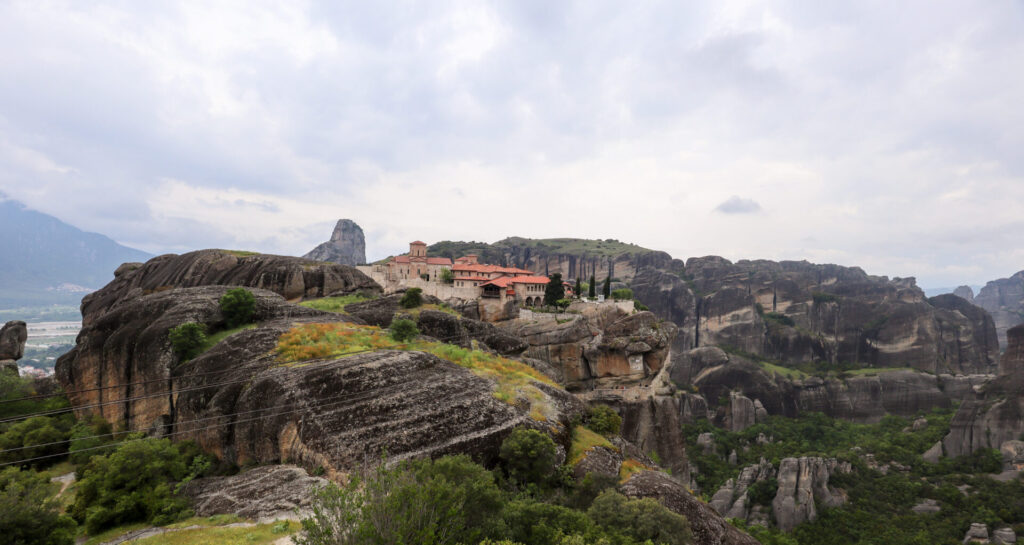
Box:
[756,360,809,380]
[634,300,649,311]
[588,275,596,298]
[0,373,70,420]
[218,288,255,328]
[440,267,455,284]
[762,312,795,327]
[602,276,611,299]
[128,520,299,545]
[400,287,423,309]
[493,237,653,258]
[0,414,74,467]
[500,428,559,488]
[544,273,565,307]
[585,405,621,436]
[389,318,419,342]
[811,291,839,304]
[71,437,209,534]
[168,322,207,360]
[218,249,260,257]
[299,292,377,314]
[610,288,633,301]
[0,466,77,545]
[568,426,616,465]
[296,451,690,545]
[575,277,582,298]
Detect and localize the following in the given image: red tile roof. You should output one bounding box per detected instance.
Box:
[389,255,452,265]
[481,276,550,288]
[454,276,490,282]
[452,263,535,275]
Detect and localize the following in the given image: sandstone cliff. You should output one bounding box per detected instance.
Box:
[303,219,367,266]
[974,270,1024,349]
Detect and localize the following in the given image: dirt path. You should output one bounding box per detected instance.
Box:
[51,472,75,497]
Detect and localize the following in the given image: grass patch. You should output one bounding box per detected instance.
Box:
[217,249,261,257]
[756,360,808,380]
[843,366,918,377]
[126,520,299,545]
[275,323,558,420]
[399,303,461,318]
[201,323,257,353]
[299,293,377,314]
[82,523,150,545]
[619,459,651,483]
[568,426,616,465]
[82,515,255,545]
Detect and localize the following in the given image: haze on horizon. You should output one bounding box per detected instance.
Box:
[0,1,1021,288]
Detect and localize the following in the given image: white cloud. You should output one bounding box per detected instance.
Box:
[0,1,1021,287]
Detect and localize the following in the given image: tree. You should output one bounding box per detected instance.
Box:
[574,278,581,299]
[295,455,505,545]
[499,427,558,487]
[587,490,691,545]
[0,415,71,466]
[0,467,76,545]
[219,287,256,328]
[400,287,423,309]
[72,438,199,534]
[588,275,596,298]
[585,405,621,436]
[168,322,207,360]
[610,288,633,301]
[389,318,420,342]
[544,273,564,307]
[440,268,455,284]
[602,276,610,299]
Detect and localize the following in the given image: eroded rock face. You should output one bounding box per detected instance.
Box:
[620,470,760,545]
[943,325,1024,459]
[974,270,1024,349]
[500,307,676,390]
[709,459,775,521]
[963,522,989,544]
[772,457,851,532]
[0,320,27,361]
[182,465,328,519]
[303,219,367,266]
[617,395,689,478]
[954,286,975,303]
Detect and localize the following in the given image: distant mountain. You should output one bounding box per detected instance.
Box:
[0,199,151,307]
[974,270,1024,349]
[922,285,983,298]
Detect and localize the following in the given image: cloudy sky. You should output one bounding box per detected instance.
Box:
[1,1,1022,288]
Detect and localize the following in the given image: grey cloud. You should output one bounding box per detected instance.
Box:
[715,196,762,215]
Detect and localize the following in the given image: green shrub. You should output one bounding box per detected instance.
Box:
[168,322,207,360]
[0,415,72,467]
[219,287,256,328]
[585,405,621,436]
[503,500,593,545]
[400,287,423,309]
[610,288,633,300]
[296,455,505,545]
[440,268,454,284]
[71,437,204,534]
[544,273,565,306]
[587,490,691,545]
[634,300,649,311]
[389,318,420,342]
[68,416,114,466]
[0,467,76,545]
[747,477,778,506]
[762,312,795,327]
[499,427,558,487]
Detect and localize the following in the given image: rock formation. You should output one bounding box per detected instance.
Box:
[183,465,328,519]
[974,270,1024,349]
[954,285,975,302]
[303,219,367,266]
[709,458,775,521]
[0,320,27,375]
[963,523,989,544]
[942,324,1024,459]
[771,457,851,532]
[620,470,760,545]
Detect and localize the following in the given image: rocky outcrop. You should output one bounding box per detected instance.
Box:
[943,325,1024,459]
[617,395,689,478]
[416,309,527,355]
[303,219,367,266]
[963,523,989,544]
[954,286,975,302]
[771,457,851,532]
[620,470,760,545]
[78,249,381,323]
[0,320,27,375]
[709,458,775,521]
[992,527,1016,544]
[500,306,676,390]
[182,465,328,519]
[974,270,1024,349]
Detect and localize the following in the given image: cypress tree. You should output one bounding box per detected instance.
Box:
[588,275,596,298]
[544,273,565,307]
[575,277,582,299]
[602,276,611,299]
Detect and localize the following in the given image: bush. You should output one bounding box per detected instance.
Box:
[0,415,72,467]
[71,437,204,534]
[610,288,633,300]
[400,287,423,309]
[633,300,649,311]
[587,490,691,545]
[296,455,505,545]
[747,477,778,506]
[499,427,558,487]
[440,268,454,284]
[0,467,76,545]
[68,416,114,466]
[168,322,207,360]
[219,287,256,328]
[389,318,419,342]
[585,405,621,436]
[503,500,593,545]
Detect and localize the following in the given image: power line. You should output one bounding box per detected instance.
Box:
[0,384,394,468]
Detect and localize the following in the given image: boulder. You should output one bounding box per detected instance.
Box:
[963,522,989,544]
[0,320,27,361]
[572,446,623,481]
[992,527,1016,545]
[672,347,730,388]
[619,470,760,545]
[182,464,328,519]
[303,219,367,266]
[911,498,941,515]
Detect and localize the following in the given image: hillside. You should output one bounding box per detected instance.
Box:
[0,199,151,307]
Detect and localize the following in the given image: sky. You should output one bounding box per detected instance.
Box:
[0,1,1022,288]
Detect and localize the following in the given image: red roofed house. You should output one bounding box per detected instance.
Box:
[386,241,453,282]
